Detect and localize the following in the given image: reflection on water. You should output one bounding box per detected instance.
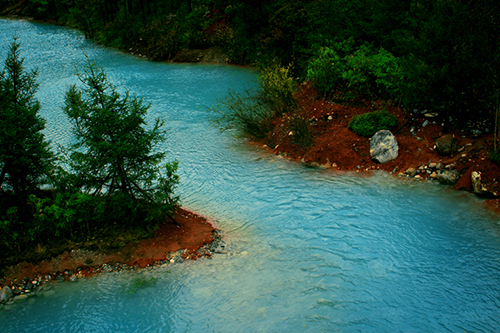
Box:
[1,19,500,333]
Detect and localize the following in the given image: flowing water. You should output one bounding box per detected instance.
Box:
[1,19,500,332]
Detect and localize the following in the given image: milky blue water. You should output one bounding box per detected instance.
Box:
[1,19,500,332]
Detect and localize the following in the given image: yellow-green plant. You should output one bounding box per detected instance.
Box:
[259,62,296,116]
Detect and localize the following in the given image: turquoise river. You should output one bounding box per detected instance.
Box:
[0,19,500,332]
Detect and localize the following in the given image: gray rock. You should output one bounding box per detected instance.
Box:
[435,134,457,156]
[0,286,13,303]
[370,130,399,163]
[437,170,460,185]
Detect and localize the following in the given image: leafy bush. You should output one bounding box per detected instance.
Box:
[348,110,397,137]
[211,25,244,64]
[306,38,356,97]
[307,40,403,100]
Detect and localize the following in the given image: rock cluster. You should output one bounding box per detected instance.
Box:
[0,276,55,310]
[400,162,459,184]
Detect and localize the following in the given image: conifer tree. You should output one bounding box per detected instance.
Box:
[0,38,54,201]
[63,61,179,213]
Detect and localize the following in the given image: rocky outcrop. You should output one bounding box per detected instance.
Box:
[435,134,457,156]
[370,130,399,163]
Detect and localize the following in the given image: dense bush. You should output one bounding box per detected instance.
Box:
[307,40,403,100]
[348,110,397,137]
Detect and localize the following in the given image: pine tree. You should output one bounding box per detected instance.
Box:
[63,61,179,213]
[0,38,54,201]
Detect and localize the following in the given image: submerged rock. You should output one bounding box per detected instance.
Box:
[370,130,399,164]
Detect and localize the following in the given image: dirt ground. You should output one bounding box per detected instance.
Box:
[1,208,216,285]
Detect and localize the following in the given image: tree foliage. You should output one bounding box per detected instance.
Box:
[0,43,180,268]
[0,38,54,200]
[62,61,179,209]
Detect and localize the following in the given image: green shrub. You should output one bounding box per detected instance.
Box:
[307,40,403,100]
[306,39,354,97]
[348,110,397,137]
[259,62,296,116]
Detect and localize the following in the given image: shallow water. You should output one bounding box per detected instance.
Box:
[1,19,500,332]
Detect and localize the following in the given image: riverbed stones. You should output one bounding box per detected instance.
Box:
[435,134,457,156]
[370,130,399,164]
[436,169,460,185]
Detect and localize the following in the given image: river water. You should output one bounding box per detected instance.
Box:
[0,19,499,332]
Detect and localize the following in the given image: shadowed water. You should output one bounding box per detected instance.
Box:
[1,19,500,332]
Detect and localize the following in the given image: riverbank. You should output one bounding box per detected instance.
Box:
[259,82,500,209]
[0,207,218,289]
